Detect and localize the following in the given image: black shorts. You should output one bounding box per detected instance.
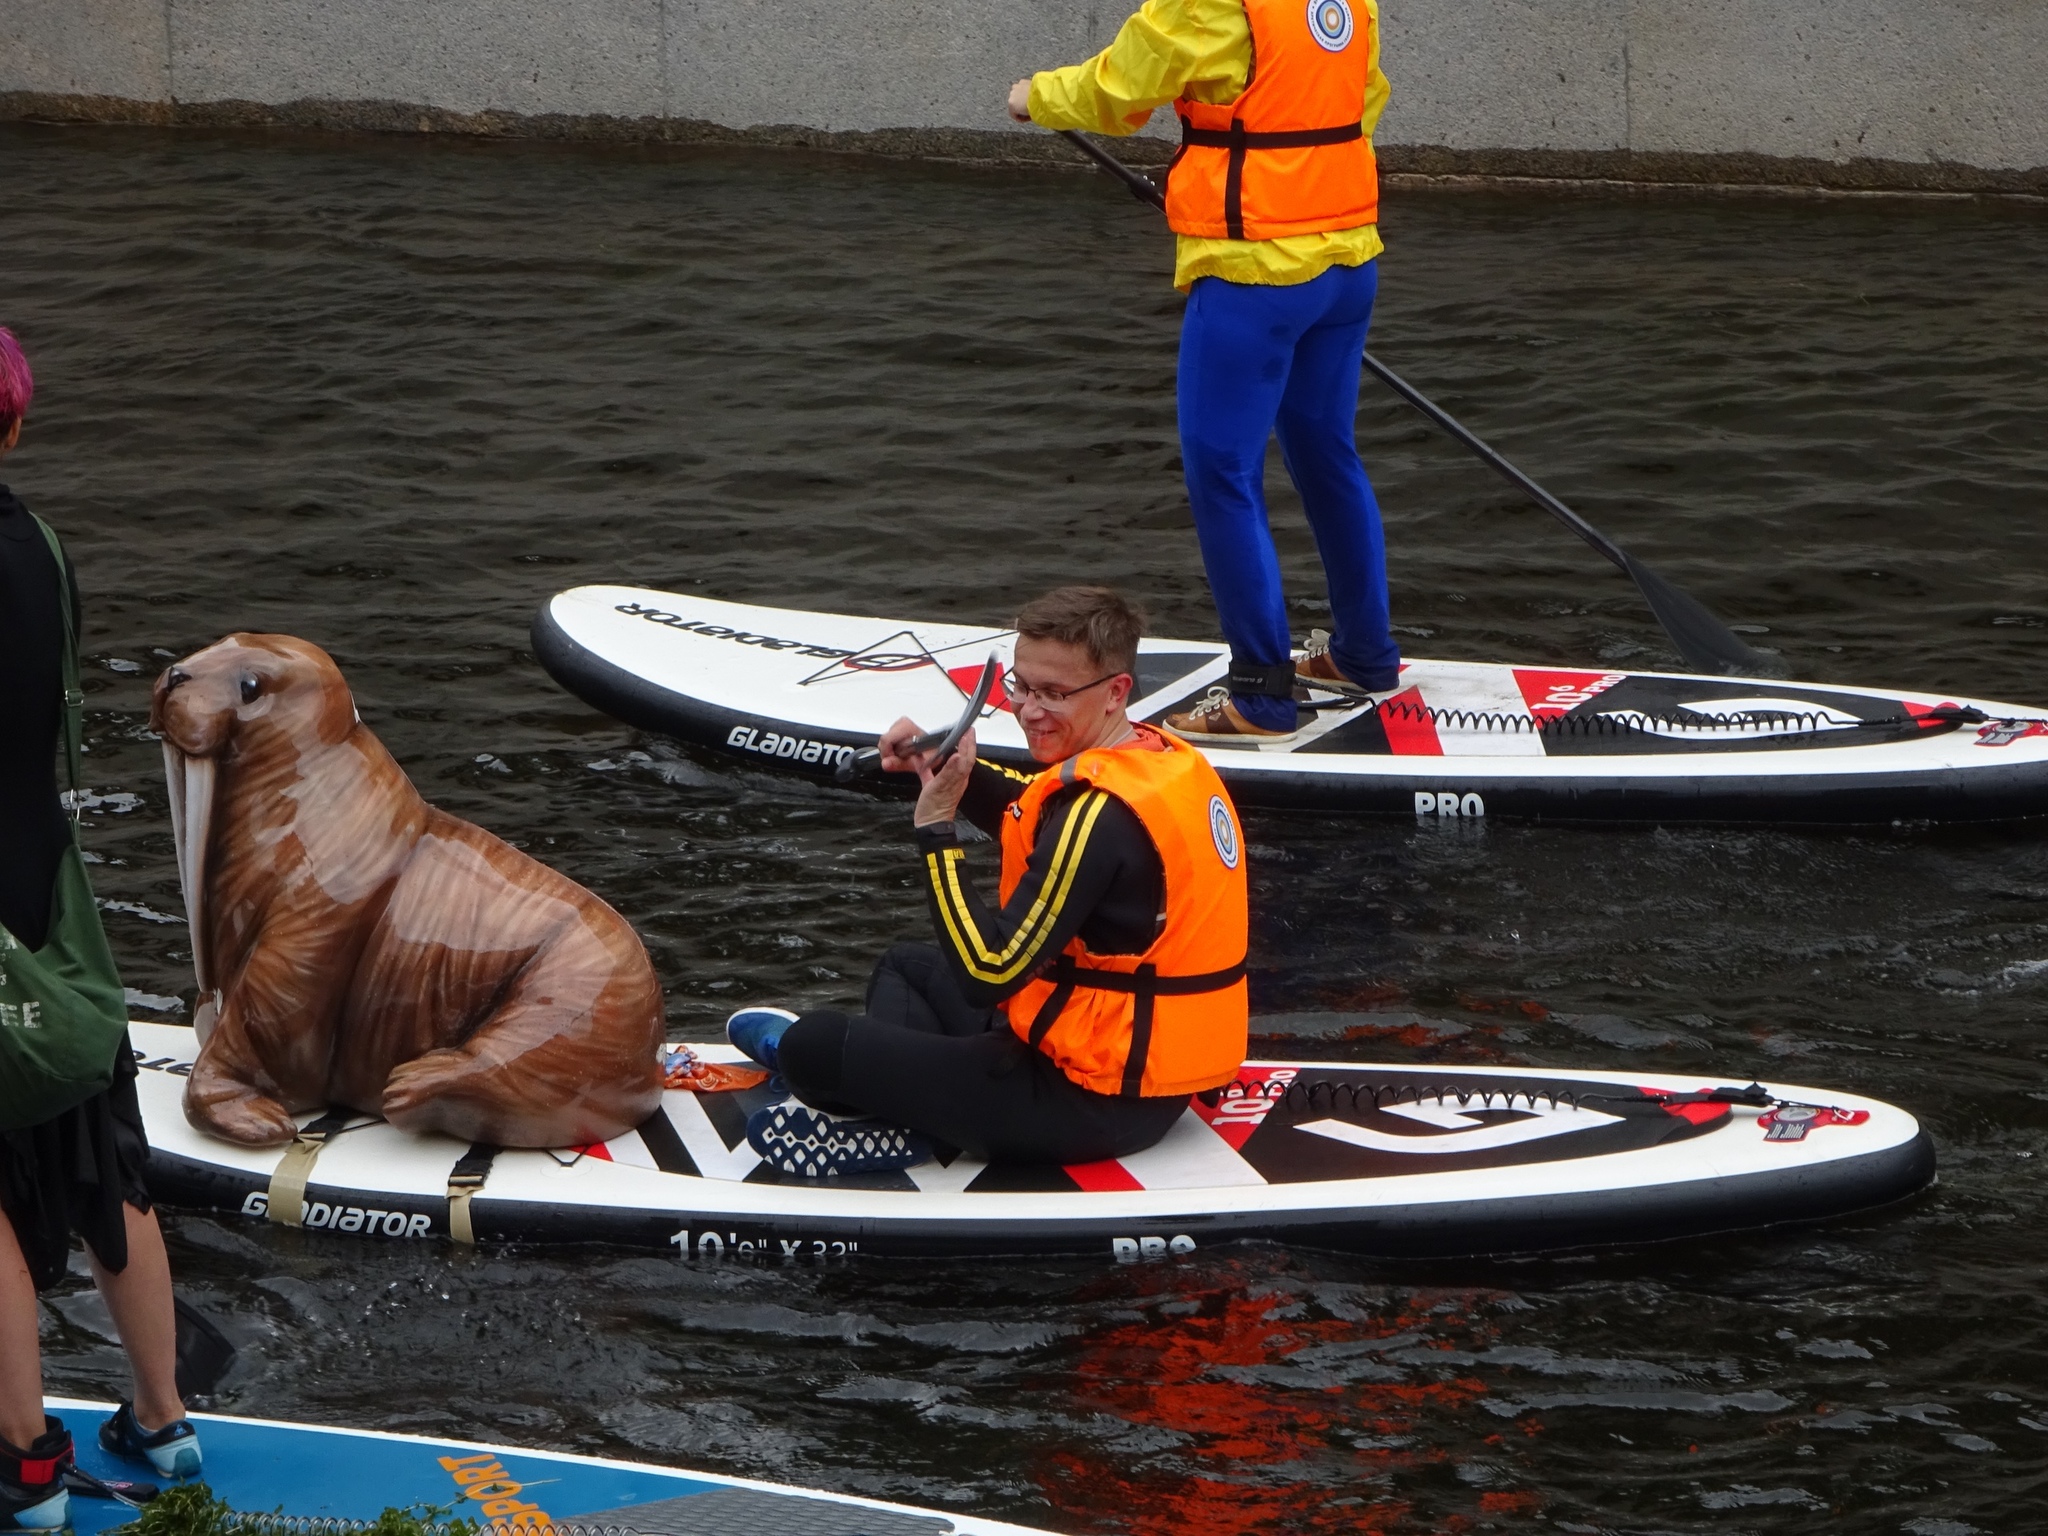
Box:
[779,943,1189,1165]
[0,1047,153,1291]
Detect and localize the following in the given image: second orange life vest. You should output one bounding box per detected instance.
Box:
[1000,730,1249,1098]
[1165,0,1380,242]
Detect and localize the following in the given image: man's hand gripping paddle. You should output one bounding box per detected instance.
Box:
[1054,129,1778,679]
[835,653,1002,783]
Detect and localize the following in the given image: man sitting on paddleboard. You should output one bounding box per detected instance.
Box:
[726,586,1248,1177]
[1008,0,1397,740]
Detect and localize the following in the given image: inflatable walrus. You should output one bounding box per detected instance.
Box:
[152,633,665,1149]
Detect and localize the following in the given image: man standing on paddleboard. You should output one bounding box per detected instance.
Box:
[1008,0,1396,740]
[725,586,1249,1176]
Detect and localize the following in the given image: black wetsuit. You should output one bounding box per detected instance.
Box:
[778,756,1191,1164]
[0,485,153,1291]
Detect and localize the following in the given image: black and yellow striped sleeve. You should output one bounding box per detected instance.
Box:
[916,784,1136,1007]
[957,758,1036,838]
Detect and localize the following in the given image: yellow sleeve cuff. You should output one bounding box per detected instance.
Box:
[1028,66,1158,136]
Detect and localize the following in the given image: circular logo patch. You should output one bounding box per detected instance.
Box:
[1308,0,1354,51]
[1209,795,1240,870]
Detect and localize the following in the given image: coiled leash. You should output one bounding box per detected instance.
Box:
[1292,691,2029,741]
[1202,1075,1863,1138]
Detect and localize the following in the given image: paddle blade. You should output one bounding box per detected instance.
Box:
[174,1296,237,1398]
[1620,553,1782,678]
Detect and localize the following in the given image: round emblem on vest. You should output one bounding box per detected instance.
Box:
[1208,795,1240,870]
[1307,0,1355,51]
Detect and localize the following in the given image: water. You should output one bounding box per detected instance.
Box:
[6,123,2048,1533]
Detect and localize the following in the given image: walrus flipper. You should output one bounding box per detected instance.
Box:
[183,1006,303,1149]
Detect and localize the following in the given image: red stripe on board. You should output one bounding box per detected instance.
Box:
[948,664,1013,713]
[1512,667,1628,718]
[1630,1086,1731,1127]
[1203,1115,1260,1151]
[569,1142,614,1161]
[1380,686,1443,756]
[1064,1158,1144,1191]
[1189,1065,1300,1149]
[1903,698,1963,727]
[1660,1101,1728,1127]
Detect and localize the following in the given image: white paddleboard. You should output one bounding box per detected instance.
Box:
[532,586,2048,823]
[130,1024,1932,1262]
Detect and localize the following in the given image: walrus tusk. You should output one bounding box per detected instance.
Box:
[164,742,217,1033]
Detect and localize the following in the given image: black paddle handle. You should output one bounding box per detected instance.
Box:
[838,730,944,784]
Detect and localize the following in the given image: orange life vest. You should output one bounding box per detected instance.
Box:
[1000,730,1249,1098]
[1165,0,1380,242]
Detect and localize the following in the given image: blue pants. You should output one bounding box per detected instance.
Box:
[1177,259,1396,730]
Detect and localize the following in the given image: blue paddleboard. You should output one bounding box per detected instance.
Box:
[48,1398,1051,1535]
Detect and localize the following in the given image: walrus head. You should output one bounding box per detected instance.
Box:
[150,634,360,1033]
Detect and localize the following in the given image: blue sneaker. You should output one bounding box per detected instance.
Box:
[746,1102,933,1177]
[99,1400,202,1480]
[725,1007,799,1071]
[0,1418,70,1530]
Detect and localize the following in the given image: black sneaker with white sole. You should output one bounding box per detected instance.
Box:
[745,1102,934,1177]
[99,1400,202,1480]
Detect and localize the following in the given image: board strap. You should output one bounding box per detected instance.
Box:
[265,1111,354,1227]
[445,1142,501,1244]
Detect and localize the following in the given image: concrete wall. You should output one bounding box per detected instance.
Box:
[1386,0,2048,178]
[4,0,2045,191]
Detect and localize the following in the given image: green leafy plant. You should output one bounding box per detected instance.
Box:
[113,1485,479,1536]
[111,1483,239,1536]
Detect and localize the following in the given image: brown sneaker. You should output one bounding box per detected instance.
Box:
[1295,630,1393,697]
[1164,686,1298,742]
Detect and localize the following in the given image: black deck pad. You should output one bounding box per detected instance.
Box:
[1238,1068,1726,1183]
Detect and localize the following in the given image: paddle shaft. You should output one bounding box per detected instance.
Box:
[1059,129,1168,210]
[1053,129,1771,674]
[1356,352,1629,573]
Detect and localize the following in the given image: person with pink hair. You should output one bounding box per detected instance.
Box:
[0,327,203,1524]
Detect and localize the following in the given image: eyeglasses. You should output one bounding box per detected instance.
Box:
[1002,667,1126,708]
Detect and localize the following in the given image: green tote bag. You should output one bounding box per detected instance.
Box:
[0,516,130,1131]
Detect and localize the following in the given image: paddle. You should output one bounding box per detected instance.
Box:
[175,1295,237,1398]
[1054,129,1779,678]
[63,1464,155,1506]
[835,652,1001,782]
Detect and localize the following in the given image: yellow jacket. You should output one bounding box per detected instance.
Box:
[1027,0,1387,291]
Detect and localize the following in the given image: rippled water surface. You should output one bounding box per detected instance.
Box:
[6,124,2048,1534]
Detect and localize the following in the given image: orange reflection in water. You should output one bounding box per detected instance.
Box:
[1035,1258,1533,1534]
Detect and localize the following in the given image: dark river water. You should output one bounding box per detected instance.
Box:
[6,123,2048,1534]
